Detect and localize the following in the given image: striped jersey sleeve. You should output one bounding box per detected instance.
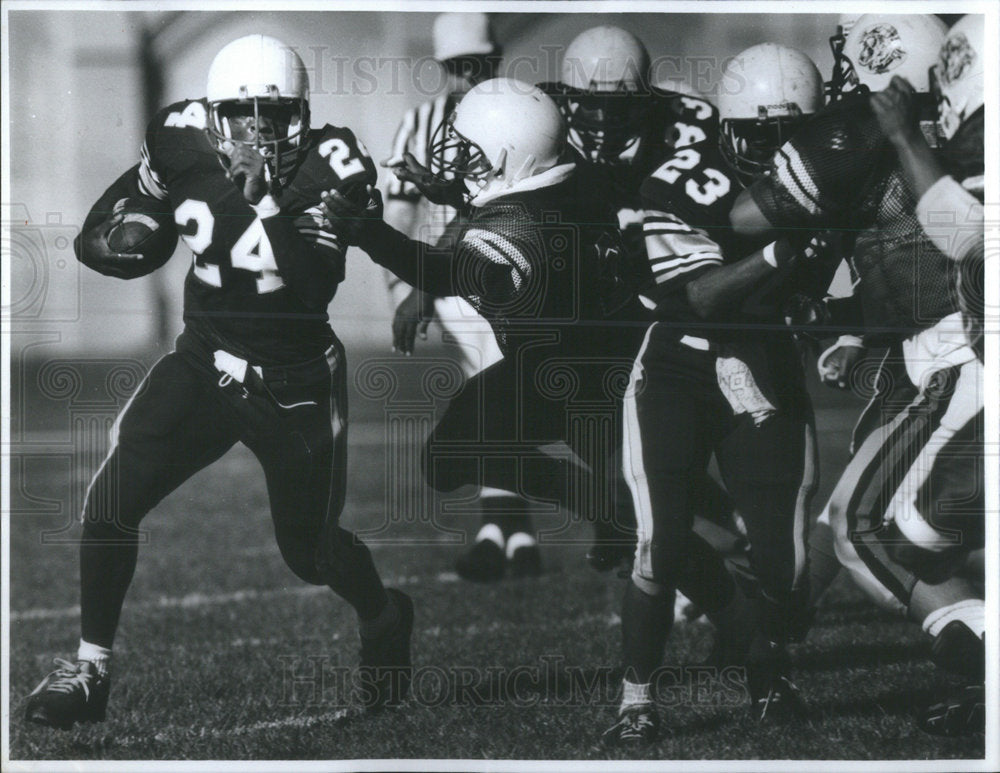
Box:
[455,203,541,308]
[294,205,342,256]
[749,97,886,229]
[137,139,168,200]
[642,209,723,292]
[385,95,451,201]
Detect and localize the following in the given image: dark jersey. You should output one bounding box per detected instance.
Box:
[363,167,648,364]
[572,89,719,297]
[748,93,958,341]
[640,138,837,341]
[138,99,376,364]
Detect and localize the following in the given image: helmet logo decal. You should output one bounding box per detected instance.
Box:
[938,33,975,86]
[857,24,906,74]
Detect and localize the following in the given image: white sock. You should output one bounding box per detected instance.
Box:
[475,523,504,549]
[505,531,537,559]
[78,639,112,678]
[922,599,985,639]
[621,680,652,712]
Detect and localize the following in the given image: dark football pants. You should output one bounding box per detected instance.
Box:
[79,331,385,648]
[623,323,816,638]
[423,355,637,543]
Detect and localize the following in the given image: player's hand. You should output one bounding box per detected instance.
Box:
[783,293,829,330]
[870,76,920,144]
[381,151,466,208]
[74,210,145,279]
[817,339,865,389]
[391,288,435,355]
[224,142,270,204]
[320,184,384,245]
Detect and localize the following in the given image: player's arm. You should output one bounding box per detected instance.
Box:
[730,104,874,238]
[75,164,173,279]
[320,186,461,297]
[685,239,799,320]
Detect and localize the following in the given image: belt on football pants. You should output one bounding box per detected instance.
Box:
[212,346,337,409]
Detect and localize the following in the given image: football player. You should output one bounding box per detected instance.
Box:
[729,14,985,735]
[604,44,829,745]
[544,25,748,577]
[324,77,652,601]
[25,35,413,730]
[381,14,545,583]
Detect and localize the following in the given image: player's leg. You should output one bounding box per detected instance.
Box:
[243,342,412,711]
[26,352,241,729]
[715,392,815,719]
[886,363,984,678]
[605,328,743,745]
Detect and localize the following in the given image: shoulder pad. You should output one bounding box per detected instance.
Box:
[288,124,377,203]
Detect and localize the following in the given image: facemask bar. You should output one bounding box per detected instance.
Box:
[427,113,493,184]
[206,87,309,182]
[552,82,645,164]
[719,108,805,188]
[825,28,865,103]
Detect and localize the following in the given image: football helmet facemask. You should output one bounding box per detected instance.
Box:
[932,15,984,141]
[428,78,565,204]
[828,14,947,102]
[205,34,310,184]
[553,25,650,164]
[718,43,823,187]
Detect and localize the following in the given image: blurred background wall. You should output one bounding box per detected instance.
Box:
[8,9,855,355]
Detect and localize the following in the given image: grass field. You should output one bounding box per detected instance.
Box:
[6,346,986,762]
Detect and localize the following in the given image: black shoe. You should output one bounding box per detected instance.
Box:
[931,621,984,681]
[746,637,803,721]
[601,704,661,747]
[456,539,506,582]
[24,659,110,730]
[358,589,414,712]
[918,684,985,737]
[508,544,543,578]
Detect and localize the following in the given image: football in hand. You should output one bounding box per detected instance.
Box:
[106,197,178,257]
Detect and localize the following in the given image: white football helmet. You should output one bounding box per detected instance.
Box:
[555,25,651,163]
[830,14,947,99]
[429,78,565,202]
[933,15,985,140]
[205,34,309,181]
[433,12,498,62]
[719,43,823,184]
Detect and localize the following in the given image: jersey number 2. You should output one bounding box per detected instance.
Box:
[174,199,283,293]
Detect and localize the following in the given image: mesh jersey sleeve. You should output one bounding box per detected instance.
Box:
[749,98,888,229]
[455,205,543,308]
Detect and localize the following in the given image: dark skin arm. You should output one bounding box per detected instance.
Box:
[870,75,947,200]
[729,187,777,237]
[685,239,796,319]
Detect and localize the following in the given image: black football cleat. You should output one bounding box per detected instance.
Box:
[930,620,984,681]
[601,704,661,747]
[358,589,414,713]
[746,636,803,721]
[24,659,110,730]
[455,539,505,582]
[508,544,543,579]
[918,684,985,737]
